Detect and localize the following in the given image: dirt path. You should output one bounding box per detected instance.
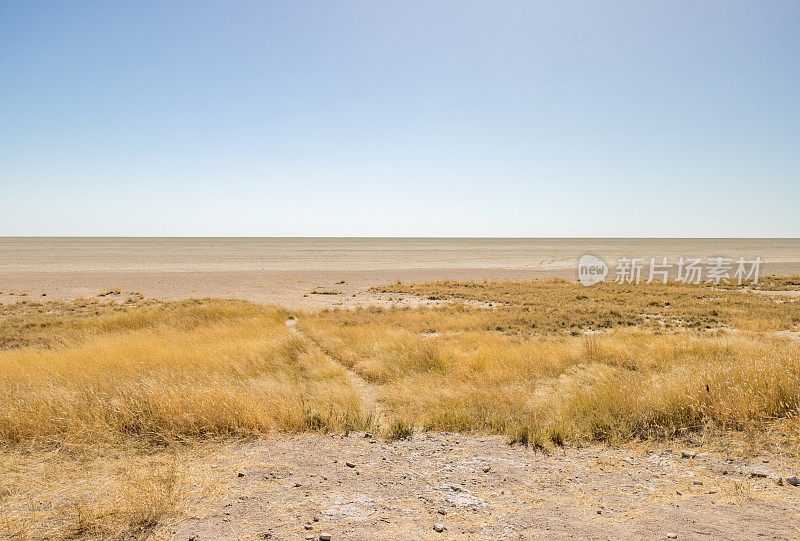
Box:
[287,317,384,426]
[167,433,800,540]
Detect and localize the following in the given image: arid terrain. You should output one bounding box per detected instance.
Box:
[3,237,800,309]
[168,433,799,540]
[2,278,800,539]
[4,0,799,534]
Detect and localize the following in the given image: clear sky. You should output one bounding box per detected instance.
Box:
[1,1,798,237]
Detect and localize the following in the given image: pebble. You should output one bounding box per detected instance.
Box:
[437,507,447,515]
[237,472,245,477]
[319,534,332,541]
[692,480,703,485]
[750,471,768,478]
[680,451,695,459]
[434,523,446,533]
[482,466,491,473]
[304,536,314,541]
[786,476,800,486]
[346,462,356,468]
[667,534,678,539]
[304,524,313,530]
[364,432,373,438]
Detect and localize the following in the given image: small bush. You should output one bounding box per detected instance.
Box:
[385,419,414,441]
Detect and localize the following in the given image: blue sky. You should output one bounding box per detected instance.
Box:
[1,1,798,236]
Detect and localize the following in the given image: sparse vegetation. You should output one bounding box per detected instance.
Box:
[301,279,800,446]
[385,419,414,441]
[0,299,368,539]
[0,299,368,446]
[2,279,800,538]
[371,279,800,333]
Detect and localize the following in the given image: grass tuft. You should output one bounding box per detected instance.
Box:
[385,419,414,441]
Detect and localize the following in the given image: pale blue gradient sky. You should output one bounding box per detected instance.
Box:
[1,1,798,236]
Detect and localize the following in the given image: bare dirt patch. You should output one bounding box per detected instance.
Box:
[168,433,800,540]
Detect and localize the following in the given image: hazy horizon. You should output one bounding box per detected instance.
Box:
[3,235,800,239]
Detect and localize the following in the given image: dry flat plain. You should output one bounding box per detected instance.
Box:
[1,278,800,539]
[3,237,800,309]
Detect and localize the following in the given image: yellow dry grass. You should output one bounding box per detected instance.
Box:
[0,299,368,539]
[0,300,367,446]
[300,318,800,447]
[1,279,799,538]
[1,444,220,540]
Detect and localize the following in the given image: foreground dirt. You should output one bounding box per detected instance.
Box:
[166,433,800,541]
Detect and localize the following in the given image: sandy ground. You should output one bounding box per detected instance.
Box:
[166,433,800,541]
[0,268,570,309]
[2,262,799,309]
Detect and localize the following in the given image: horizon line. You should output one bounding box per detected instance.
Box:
[2,236,799,240]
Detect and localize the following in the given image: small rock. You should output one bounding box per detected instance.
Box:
[313,516,320,522]
[776,477,784,486]
[676,490,682,495]
[345,462,356,468]
[304,524,313,530]
[482,466,491,473]
[692,480,703,485]
[189,537,198,541]
[667,534,678,539]
[319,534,332,541]
[786,476,800,486]
[364,432,373,438]
[437,507,447,515]
[433,523,446,533]
[304,536,314,541]
[293,482,302,487]
[681,451,695,459]
[750,471,768,478]
[237,472,245,477]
